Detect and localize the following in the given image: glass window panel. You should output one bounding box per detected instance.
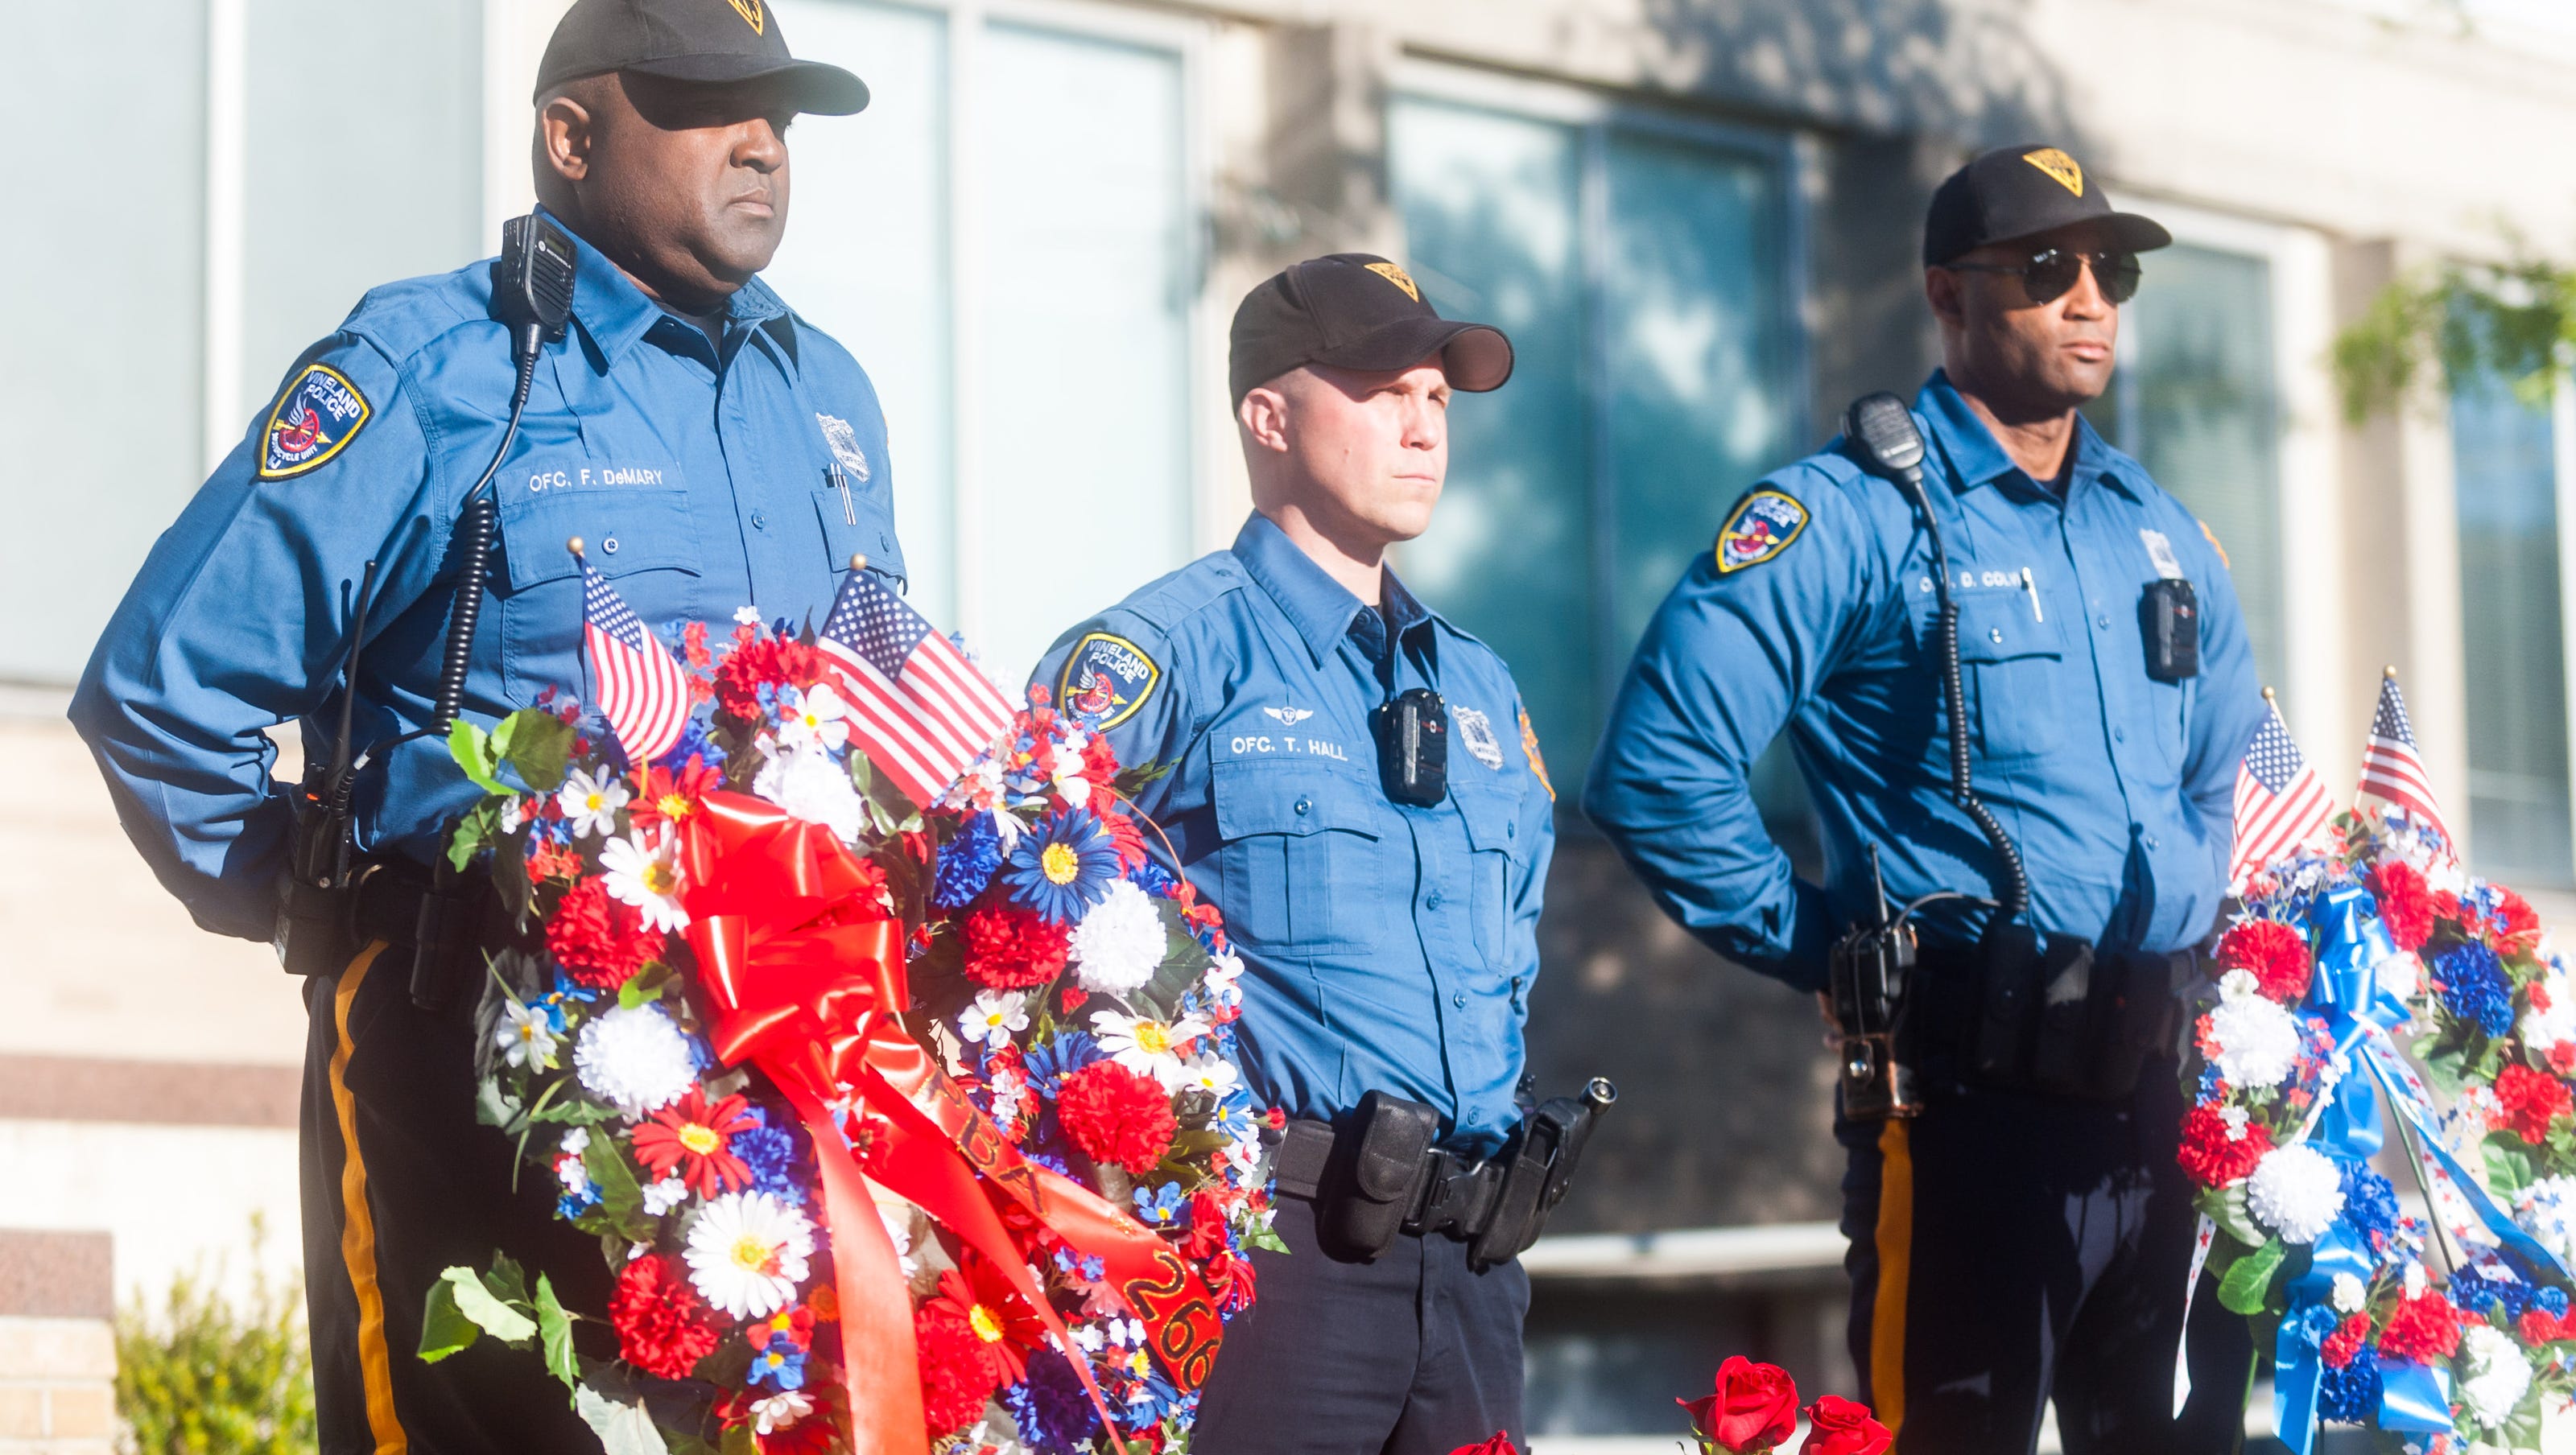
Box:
[973,23,1191,687]
[2452,375,2572,884]
[1,0,207,682]
[240,0,483,416]
[766,0,955,623]
[1388,99,1593,761]
[2110,243,2285,696]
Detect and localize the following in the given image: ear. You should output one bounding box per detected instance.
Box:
[1237,387,1291,455]
[1924,266,1967,331]
[539,94,596,187]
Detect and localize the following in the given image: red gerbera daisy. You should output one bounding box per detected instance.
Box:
[923,1251,1049,1388]
[630,757,720,834]
[630,1089,759,1197]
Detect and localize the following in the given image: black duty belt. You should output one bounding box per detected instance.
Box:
[1272,1117,1505,1241]
[332,859,505,1012]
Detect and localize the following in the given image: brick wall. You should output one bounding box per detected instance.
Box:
[0,1232,114,1455]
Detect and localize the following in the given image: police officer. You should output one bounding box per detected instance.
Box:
[71,2,899,1449]
[1032,255,1561,1453]
[1585,146,2265,1453]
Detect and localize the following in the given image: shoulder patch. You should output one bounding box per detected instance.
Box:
[2197,517,2231,571]
[1059,632,1161,731]
[1518,707,1554,802]
[1714,489,1808,573]
[258,364,371,480]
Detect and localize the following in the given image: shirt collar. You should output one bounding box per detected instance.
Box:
[549,207,793,370]
[1230,512,1439,668]
[1914,369,2141,503]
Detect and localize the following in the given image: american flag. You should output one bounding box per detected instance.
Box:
[816,568,1013,806]
[2356,670,2453,851]
[2228,699,2334,890]
[579,562,691,765]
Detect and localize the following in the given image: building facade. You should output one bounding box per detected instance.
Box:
[12,0,2576,1442]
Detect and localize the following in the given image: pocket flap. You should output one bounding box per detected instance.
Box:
[1211,760,1378,841]
[1954,589,2063,663]
[1451,783,1525,857]
[497,485,702,592]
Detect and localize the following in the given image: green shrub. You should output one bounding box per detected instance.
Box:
[114,1218,316,1455]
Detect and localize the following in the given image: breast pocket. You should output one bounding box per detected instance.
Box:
[1453,783,1529,970]
[812,481,902,579]
[494,483,702,701]
[1210,760,1381,950]
[1954,590,2066,762]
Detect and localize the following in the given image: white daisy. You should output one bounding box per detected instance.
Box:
[1175,1053,1241,1100]
[1052,728,1094,808]
[497,999,560,1071]
[752,741,866,844]
[599,830,690,932]
[2246,1144,2344,1244]
[749,1390,813,1436]
[1071,880,1166,994]
[1090,1009,1210,1090]
[958,991,1030,1050]
[777,683,852,754]
[556,768,630,840]
[574,1003,698,1116]
[733,605,763,625]
[683,1190,815,1320]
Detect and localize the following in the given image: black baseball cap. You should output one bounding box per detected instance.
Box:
[1923,145,2170,266]
[534,0,868,115]
[1228,254,1513,403]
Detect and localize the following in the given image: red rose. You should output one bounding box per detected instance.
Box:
[2176,1104,2274,1188]
[608,1254,719,1380]
[1447,1436,1517,1455]
[961,901,1072,990]
[2378,1290,2462,1362]
[1798,1395,1892,1455]
[2215,920,2313,1003]
[1680,1356,1799,1453]
[2496,1063,2573,1144]
[2369,860,2435,952]
[1055,1061,1179,1175]
[2321,1313,2371,1370]
[546,876,665,988]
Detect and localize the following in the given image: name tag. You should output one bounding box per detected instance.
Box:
[522,461,675,493]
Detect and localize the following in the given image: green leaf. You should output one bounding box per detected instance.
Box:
[475,1077,525,1133]
[719,1423,758,1455]
[440,1266,536,1345]
[2195,1185,2267,1251]
[448,720,510,796]
[584,1132,654,1241]
[481,1254,531,1309]
[417,1270,481,1362]
[498,709,576,793]
[574,1383,672,1455]
[535,1275,580,1393]
[2218,1238,2286,1316]
[1239,1218,1290,1256]
[2486,1129,2540,1197]
[2417,1034,2471,1098]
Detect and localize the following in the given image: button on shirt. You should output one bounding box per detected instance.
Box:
[1583,371,2265,991]
[72,210,906,941]
[1032,514,1555,1154]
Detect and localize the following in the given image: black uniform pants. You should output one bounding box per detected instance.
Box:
[1837,1059,2252,1455]
[1190,1193,1530,1455]
[300,941,610,1455]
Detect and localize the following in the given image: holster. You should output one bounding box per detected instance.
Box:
[275,852,501,1013]
[1938,927,2189,1100]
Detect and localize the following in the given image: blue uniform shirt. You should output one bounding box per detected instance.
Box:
[1583,371,2266,991]
[1032,513,1556,1153]
[72,211,906,942]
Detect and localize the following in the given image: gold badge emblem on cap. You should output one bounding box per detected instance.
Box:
[2021,147,2083,197]
[726,0,765,34]
[1365,261,1422,303]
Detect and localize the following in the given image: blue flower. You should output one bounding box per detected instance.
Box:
[1133,1183,1187,1229]
[1130,860,1181,900]
[749,1343,807,1391]
[1212,1095,1259,1143]
[1024,1031,1102,1101]
[654,715,723,772]
[2437,941,2515,1037]
[1002,810,1121,925]
[733,1123,807,1205]
[1001,1349,1099,1454]
[2545,1287,2571,1319]
[2340,1162,2399,1250]
[2455,1257,2545,1320]
[556,1184,601,1219]
[933,814,1005,910]
[2318,1345,2381,1424]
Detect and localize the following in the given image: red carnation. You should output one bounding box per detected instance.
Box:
[2379,1290,2462,1362]
[713,636,826,720]
[2370,860,2435,953]
[2216,920,2313,1003]
[961,901,1072,990]
[1056,1061,1179,1175]
[2496,1063,2573,1144]
[1682,1356,1800,1453]
[1081,730,1122,785]
[547,876,666,988]
[2499,889,2545,952]
[913,1302,1006,1435]
[1798,1395,1892,1455]
[609,1254,720,1380]
[2177,1104,2274,1188]
[2321,1313,2371,1370]
[2520,1307,2569,1347]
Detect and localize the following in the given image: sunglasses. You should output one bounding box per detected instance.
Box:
[1946,248,2142,307]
